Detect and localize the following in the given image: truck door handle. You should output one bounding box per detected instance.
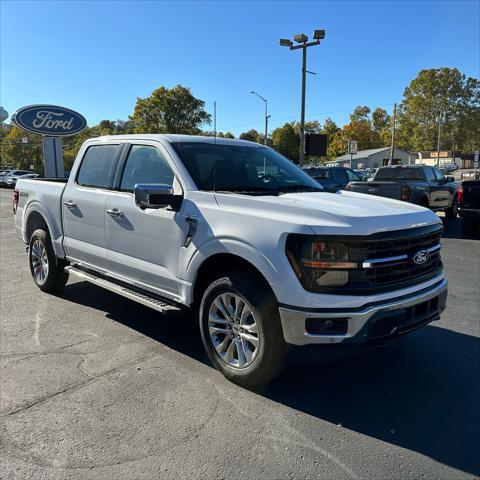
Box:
[63,200,77,208]
[106,208,123,217]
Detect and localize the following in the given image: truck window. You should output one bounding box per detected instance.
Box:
[120,145,174,192]
[77,145,119,189]
[424,168,436,182]
[375,168,424,180]
[433,168,445,182]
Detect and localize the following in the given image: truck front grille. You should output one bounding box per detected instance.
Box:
[343,225,443,294]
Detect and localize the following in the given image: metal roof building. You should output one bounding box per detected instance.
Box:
[327,147,413,169]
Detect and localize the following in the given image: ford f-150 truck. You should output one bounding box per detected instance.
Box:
[13,135,448,387]
[346,165,458,219]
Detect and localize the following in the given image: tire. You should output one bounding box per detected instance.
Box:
[460,217,479,237]
[29,229,69,292]
[420,198,430,209]
[199,271,287,388]
[444,195,458,220]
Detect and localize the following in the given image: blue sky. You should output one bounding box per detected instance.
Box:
[1,0,479,136]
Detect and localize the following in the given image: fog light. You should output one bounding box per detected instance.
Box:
[305,317,348,335]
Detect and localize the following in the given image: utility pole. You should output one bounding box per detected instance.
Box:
[250,91,269,145]
[280,30,325,166]
[389,103,396,165]
[213,101,217,140]
[436,112,443,168]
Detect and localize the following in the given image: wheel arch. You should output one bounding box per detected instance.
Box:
[191,252,276,309]
[24,203,65,258]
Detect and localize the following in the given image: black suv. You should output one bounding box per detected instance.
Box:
[304,166,363,192]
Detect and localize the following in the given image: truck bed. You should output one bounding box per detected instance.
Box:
[14,178,68,256]
[347,181,404,200]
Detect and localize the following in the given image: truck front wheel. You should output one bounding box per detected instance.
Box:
[199,271,287,388]
[29,229,69,292]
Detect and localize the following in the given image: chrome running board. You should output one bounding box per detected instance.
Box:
[65,265,182,314]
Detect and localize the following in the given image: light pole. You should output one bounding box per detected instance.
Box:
[280,29,325,166]
[250,91,270,145]
[436,112,444,168]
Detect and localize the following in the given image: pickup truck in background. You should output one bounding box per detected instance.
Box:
[303,166,363,192]
[346,165,458,219]
[13,135,448,387]
[458,180,480,236]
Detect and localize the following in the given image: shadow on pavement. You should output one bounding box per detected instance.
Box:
[60,282,479,477]
[265,325,480,477]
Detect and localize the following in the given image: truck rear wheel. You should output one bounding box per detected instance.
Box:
[444,195,458,220]
[29,229,69,292]
[199,271,287,388]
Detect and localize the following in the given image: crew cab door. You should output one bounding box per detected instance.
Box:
[426,167,451,208]
[63,143,122,269]
[432,167,454,207]
[105,142,185,299]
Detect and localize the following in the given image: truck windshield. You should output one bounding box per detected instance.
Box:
[171,142,322,193]
[375,168,424,180]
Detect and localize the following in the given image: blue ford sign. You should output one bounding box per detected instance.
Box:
[12,104,87,136]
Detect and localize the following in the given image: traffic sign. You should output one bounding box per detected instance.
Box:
[348,140,358,154]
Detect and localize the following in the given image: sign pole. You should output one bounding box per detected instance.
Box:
[42,136,64,178]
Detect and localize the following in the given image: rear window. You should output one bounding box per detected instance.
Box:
[374,168,424,180]
[77,145,119,189]
[306,168,330,179]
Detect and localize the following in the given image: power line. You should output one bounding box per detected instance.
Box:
[220,102,398,132]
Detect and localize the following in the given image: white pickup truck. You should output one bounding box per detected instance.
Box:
[14,135,448,386]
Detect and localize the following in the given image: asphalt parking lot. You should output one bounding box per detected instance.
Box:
[1,187,479,480]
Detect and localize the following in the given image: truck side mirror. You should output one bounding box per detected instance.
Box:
[134,184,182,210]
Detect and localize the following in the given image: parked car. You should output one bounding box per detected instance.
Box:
[1,170,36,188]
[6,172,39,188]
[0,169,15,187]
[458,180,480,236]
[14,135,448,387]
[354,169,369,181]
[441,163,458,173]
[304,166,363,192]
[346,165,458,219]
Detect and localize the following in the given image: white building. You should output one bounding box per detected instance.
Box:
[329,147,413,169]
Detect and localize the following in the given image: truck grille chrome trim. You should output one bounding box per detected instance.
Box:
[362,243,441,268]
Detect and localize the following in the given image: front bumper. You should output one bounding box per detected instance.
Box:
[279,279,448,345]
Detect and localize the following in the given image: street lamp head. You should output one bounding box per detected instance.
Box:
[294,33,308,43]
[279,38,293,47]
[313,29,325,40]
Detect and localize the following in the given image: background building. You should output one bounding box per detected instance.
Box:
[417,151,475,169]
[329,147,413,169]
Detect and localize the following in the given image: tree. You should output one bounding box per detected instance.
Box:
[350,106,371,122]
[239,129,262,143]
[396,68,480,151]
[322,118,340,136]
[271,122,299,162]
[131,85,211,134]
[0,126,43,172]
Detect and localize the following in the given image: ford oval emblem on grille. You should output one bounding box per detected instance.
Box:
[413,250,430,264]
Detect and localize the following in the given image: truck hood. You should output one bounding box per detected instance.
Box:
[214,190,442,236]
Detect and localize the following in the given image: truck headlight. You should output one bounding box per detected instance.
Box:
[286,235,358,290]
